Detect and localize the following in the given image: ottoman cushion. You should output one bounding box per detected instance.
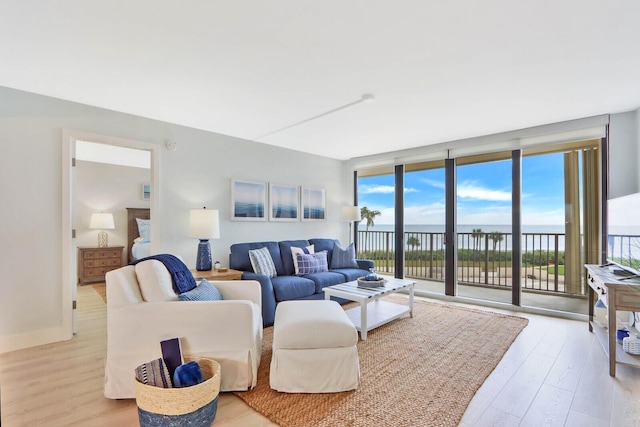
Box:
[273,300,358,349]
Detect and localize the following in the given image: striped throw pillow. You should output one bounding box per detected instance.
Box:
[330,242,359,269]
[249,247,277,278]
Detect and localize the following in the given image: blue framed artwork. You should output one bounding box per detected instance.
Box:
[269,183,299,221]
[142,183,151,201]
[301,186,326,221]
[231,179,267,221]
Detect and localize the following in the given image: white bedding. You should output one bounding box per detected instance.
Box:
[131,241,151,260]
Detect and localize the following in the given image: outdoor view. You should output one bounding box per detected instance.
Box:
[356,151,590,312]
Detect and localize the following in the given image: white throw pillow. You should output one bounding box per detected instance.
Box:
[291,245,314,275]
[134,260,179,302]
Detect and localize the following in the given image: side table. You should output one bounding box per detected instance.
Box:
[191,268,243,281]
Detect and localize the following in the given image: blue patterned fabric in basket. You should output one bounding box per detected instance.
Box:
[138,395,218,427]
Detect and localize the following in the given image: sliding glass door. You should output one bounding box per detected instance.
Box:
[455,153,513,304]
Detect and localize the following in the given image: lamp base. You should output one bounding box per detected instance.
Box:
[97,230,108,248]
[196,239,212,271]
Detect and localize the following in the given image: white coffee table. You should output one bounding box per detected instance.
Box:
[323,277,415,340]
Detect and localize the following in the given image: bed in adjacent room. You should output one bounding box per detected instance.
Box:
[126,207,150,262]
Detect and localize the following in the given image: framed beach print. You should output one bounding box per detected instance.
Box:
[269,183,299,221]
[142,183,151,201]
[231,179,267,221]
[301,186,326,221]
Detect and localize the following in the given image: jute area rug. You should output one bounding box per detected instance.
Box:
[234,297,528,427]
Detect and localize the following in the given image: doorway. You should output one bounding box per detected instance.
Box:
[62,130,159,336]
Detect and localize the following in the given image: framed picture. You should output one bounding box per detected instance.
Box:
[269,183,299,221]
[231,179,267,221]
[301,186,326,221]
[142,183,151,201]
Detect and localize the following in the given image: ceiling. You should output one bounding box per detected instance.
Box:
[2,1,640,161]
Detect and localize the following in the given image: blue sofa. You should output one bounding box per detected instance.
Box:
[229,238,374,327]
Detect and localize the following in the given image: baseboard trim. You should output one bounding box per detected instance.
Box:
[0,326,71,354]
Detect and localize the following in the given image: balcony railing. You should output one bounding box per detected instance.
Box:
[356,230,576,295]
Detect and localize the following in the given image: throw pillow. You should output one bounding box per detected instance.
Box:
[330,242,359,269]
[296,250,329,275]
[291,244,315,275]
[178,280,223,301]
[136,218,151,243]
[249,247,277,278]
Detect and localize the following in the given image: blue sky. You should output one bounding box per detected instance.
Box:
[358,153,566,226]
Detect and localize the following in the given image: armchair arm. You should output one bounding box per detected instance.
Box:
[214,280,261,308]
[357,259,375,270]
[108,300,259,352]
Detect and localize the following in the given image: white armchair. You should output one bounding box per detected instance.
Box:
[103,263,262,399]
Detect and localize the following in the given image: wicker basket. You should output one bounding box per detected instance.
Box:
[135,356,221,427]
[623,334,640,355]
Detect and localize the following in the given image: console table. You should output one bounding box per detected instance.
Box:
[585,264,640,376]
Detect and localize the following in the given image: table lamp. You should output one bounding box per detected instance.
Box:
[89,212,115,247]
[189,208,220,271]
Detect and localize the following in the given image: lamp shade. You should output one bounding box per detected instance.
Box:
[341,206,361,222]
[89,212,115,230]
[189,208,220,239]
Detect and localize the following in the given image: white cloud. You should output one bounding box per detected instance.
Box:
[360,185,394,194]
[421,178,445,189]
[360,185,418,194]
[457,181,511,201]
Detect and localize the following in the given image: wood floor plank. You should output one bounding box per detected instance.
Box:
[519,384,573,427]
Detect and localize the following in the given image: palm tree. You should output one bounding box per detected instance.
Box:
[488,231,504,252]
[472,228,483,252]
[407,236,421,250]
[360,207,381,256]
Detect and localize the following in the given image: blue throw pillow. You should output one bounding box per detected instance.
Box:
[178,280,223,301]
[249,247,277,278]
[330,242,359,269]
[296,251,329,275]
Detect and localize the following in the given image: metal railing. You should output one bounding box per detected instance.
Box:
[356,230,574,295]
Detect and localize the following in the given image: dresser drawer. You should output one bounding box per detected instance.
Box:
[78,246,124,284]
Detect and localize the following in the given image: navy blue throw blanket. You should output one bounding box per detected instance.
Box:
[130,254,197,294]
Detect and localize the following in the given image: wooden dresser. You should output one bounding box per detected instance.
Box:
[585,264,640,376]
[78,246,124,284]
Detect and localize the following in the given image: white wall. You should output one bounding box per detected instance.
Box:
[76,160,151,261]
[0,86,352,353]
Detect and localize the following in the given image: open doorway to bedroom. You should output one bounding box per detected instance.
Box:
[62,130,159,336]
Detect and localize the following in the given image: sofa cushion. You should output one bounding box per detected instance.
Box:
[134,260,180,302]
[296,251,329,275]
[178,280,223,301]
[290,244,314,275]
[278,240,311,276]
[304,271,347,293]
[249,247,277,278]
[309,238,339,262]
[331,267,371,281]
[330,242,359,269]
[230,241,285,276]
[271,276,316,301]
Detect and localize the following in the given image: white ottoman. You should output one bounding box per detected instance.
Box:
[270,300,360,393]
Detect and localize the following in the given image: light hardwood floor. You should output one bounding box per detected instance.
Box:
[1,285,639,426]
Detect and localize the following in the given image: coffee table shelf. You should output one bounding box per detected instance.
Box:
[323,278,415,340]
